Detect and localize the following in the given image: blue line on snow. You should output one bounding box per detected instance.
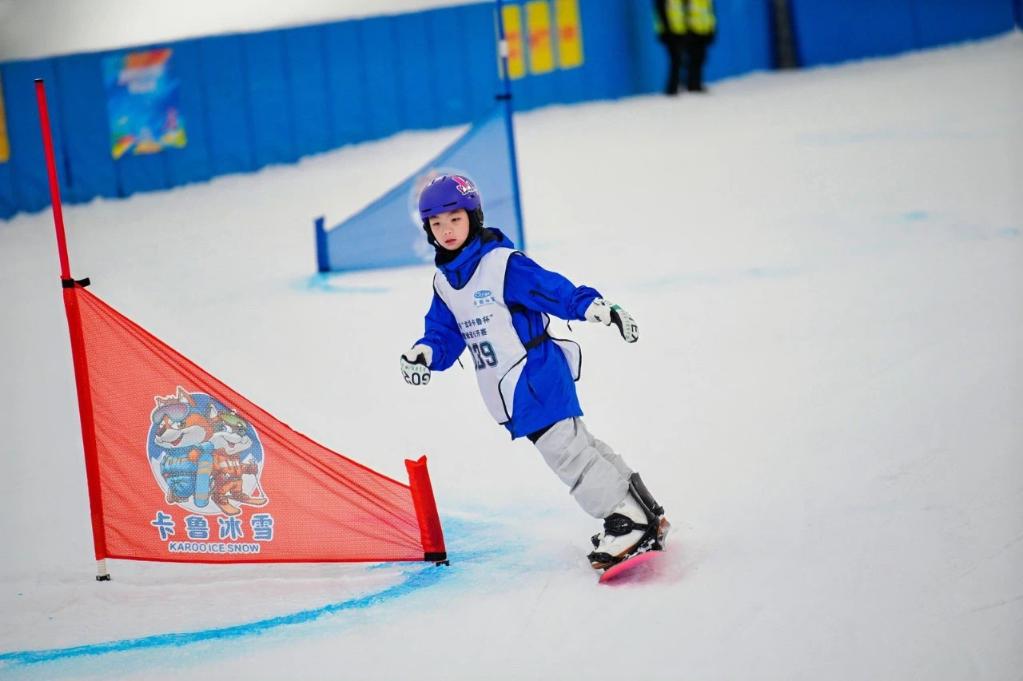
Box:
[298,273,391,294]
[0,562,450,669]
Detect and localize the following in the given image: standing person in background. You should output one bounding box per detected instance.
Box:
[655,0,717,95]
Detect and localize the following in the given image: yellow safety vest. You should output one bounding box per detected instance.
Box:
[656,0,716,36]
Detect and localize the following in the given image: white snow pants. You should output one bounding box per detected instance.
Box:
[532,417,633,519]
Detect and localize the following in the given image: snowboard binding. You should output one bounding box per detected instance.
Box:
[588,473,670,571]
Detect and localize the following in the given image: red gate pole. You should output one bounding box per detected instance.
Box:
[405,456,447,564]
[34,79,71,280]
[34,78,111,581]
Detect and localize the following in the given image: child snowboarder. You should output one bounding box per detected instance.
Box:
[400,174,669,570]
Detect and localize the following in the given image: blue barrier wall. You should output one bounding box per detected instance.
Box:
[0,0,1016,220]
[790,0,1017,66]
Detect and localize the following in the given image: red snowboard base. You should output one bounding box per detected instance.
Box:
[598,549,663,584]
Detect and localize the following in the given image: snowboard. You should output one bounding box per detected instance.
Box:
[598,549,662,584]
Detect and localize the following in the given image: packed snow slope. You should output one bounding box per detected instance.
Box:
[1,33,1021,681]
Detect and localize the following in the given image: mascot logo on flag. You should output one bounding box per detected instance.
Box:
[147,387,268,516]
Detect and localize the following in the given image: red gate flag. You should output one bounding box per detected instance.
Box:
[62,282,446,565]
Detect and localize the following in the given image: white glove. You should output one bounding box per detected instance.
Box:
[584,298,639,343]
[400,344,433,386]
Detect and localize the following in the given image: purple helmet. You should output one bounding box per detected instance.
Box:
[418,174,482,221]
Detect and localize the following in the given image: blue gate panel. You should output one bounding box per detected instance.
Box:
[318,105,521,272]
[3,60,66,213]
[243,31,296,168]
[911,0,1016,48]
[199,36,254,176]
[393,12,438,131]
[284,25,332,157]
[53,54,118,204]
[324,20,370,146]
[360,17,403,140]
[425,7,471,126]
[161,40,213,188]
[790,0,918,66]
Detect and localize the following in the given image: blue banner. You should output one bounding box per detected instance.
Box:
[316,104,523,272]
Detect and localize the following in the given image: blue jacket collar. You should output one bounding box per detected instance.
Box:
[437,228,515,289]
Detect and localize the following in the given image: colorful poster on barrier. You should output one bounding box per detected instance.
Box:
[0,73,9,163]
[64,285,442,563]
[103,48,187,160]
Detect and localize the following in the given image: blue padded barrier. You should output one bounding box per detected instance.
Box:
[0,62,11,217]
[53,54,118,204]
[3,60,65,214]
[284,26,332,158]
[199,36,255,176]
[912,0,1017,49]
[790,0,1016,67]
[244,31,298,169]
[424,7,472,127]
[789,1,917,66]
[0,145,12,219]
[115,145,168,196]
[323,20,370,146]
[394,12,439,132]
[1,1,1015,220]
[361,17,405,140]
[707,0,773,81]
[0,169,11,219]
[161,40,213,189]
[463,4,503,119]
[587,0,637,103]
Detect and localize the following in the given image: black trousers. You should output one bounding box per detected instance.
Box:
[662,33,713,94]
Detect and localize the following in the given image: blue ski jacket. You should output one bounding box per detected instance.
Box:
[416,228,601,439]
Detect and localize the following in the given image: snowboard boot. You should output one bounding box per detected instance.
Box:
[587,473,669,570]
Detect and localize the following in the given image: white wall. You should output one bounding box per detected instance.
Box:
[0,0,482,61]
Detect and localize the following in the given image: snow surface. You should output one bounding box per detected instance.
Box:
[0,0,480,61]
[1,32,1022,681]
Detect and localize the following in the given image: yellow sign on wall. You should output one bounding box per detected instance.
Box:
[502,5,527,80]
[500,1,584,81]
[0,74,9,163]
[554,0,584,69]
[525,1,555,75]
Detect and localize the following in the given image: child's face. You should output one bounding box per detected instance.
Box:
[429,209,471,250]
